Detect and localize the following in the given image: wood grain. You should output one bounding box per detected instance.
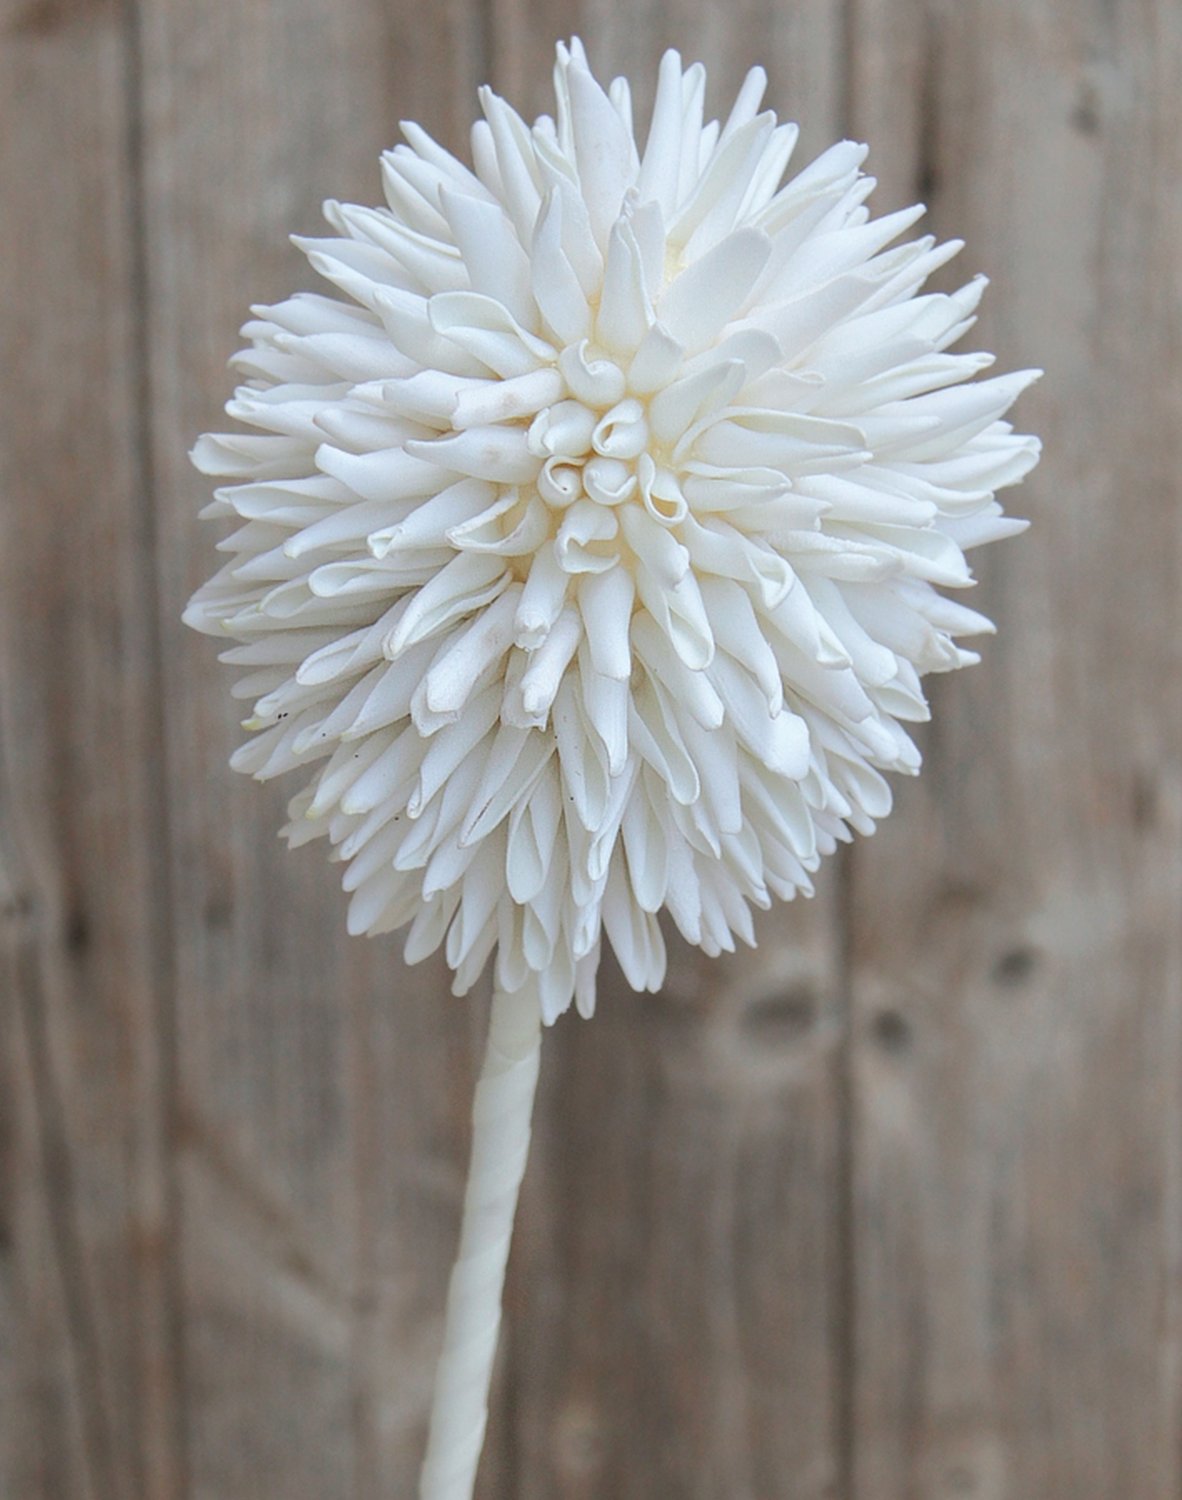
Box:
[136,0,502,1494]
[0,8,183,1499]
[845,0,1182,1495]
[1,1,1180,1497]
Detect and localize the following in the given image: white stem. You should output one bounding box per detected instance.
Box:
[419,983,542,1500]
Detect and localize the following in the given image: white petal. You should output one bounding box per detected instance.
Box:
[369,478,497,556]
[629,685,698,804]
[314,443,443,504]
[451,368,566,429]
[601,856,666,991]
[638,50,687,213]
[387,553,509,655]
[519,606,581,713]
[627,323,686,395]
[420,587,522,715]
[531,191,593,344]
[580,659,630,775]
[553,678,611,831]
[557,498,619,573]
[558,339,628,407]
[567,60,638,248]
[515,545,572,648]
[405,426,540,485]
[578,564,634,680]
[411,690,502,812]
[506,761,561,902]
[635,569,715,671]
[698,576,783,712]
[428,291,555,378]
[674,115,776,256]
[439,188,538,330]
[477,89,545,240]
[657,227,772,352]
[372,286,486,375]
[649,360,744,445]
[621,786,670,913]
[596,219,653,354]
[632,612,723,729]
[721,66,768,140]
[340,729,424,817]
[460,727,552,846]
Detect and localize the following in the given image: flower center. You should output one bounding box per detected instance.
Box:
[522,339,691,577]
[530,396,649,507]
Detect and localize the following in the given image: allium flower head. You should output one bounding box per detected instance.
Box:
[185,40,1040,1023]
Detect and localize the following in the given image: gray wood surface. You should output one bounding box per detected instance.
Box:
[1,2,1179,1497]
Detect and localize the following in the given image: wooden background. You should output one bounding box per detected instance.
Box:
[2,0,1180,1495]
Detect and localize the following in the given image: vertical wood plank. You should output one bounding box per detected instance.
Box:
[7,3,1178,1496]
[485,16,851,1497]
[138,1,495,1494]
[0,6,183,1498]
[846,1,1182,1495]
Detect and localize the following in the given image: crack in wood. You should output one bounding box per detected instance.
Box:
[12,932,122,1499]
[916,6,944,210]
[120,0,191,1487]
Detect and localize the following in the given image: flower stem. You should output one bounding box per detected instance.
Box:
[418,983,542,1500]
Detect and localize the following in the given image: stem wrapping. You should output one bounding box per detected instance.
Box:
[419,983,542,1500]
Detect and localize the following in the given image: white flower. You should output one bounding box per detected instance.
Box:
[185,39,1040,1023]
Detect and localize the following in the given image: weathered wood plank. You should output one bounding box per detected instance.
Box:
[845,1,1182,1495]
[5,4,1180,1498]
[136,2,500,1494]
[0,7,183,1498]
[486,19,851,1498]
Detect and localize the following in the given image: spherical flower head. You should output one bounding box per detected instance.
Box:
[185,39,1041,1023]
